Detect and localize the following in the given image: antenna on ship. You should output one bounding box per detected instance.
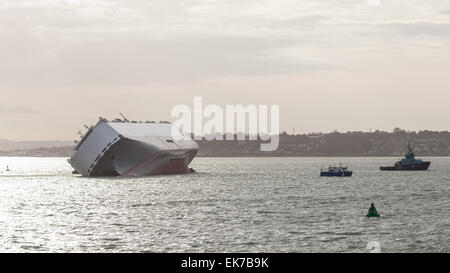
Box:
[119,113,129,122]
[407,141,414,153]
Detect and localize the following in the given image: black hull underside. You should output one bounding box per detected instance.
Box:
[89,138,197,177]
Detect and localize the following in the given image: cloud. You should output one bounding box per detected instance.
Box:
[0,1,338,88]
[0,105,43,115]
[380,21,450,37]
[0,0,449,89]
[0,34,335,88]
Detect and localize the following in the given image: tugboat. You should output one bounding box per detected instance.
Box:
[380,143,431,171]
[320,164,353,177]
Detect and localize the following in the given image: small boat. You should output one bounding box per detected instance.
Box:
[320,165,353,177]
[380,143,430,171]
[5,166,10,172]
[366,202,380,217]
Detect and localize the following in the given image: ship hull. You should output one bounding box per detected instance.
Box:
[380,162,430,171]
[89,138,197,177]
[320,171,353,177]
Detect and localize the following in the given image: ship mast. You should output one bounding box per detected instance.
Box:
[119,113,130,122]
[407,141,413,152]
[406,141,415,159]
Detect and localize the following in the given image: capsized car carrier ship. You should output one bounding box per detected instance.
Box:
[68,117,198,177]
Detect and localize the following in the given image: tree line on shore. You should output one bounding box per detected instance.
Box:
[1,128,449,157]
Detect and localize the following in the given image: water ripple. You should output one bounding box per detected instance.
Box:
[0,156,449,252]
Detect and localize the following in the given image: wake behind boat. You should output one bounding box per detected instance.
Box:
[68,117,198,177]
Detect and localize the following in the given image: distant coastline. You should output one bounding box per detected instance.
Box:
[1,129,449,157]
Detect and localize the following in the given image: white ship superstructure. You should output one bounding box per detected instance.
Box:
[69,118,198,177]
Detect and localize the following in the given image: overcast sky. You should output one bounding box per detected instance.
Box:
[1,0,450,140]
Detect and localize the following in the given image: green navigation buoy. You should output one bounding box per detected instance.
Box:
[366,202,380,217]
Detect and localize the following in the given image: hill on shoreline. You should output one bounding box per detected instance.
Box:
[1,129,450,157]
[0,139,73,152]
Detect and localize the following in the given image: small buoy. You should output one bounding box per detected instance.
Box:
[366,202,380,217]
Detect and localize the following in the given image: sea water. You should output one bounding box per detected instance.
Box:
[0,157,449,252]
